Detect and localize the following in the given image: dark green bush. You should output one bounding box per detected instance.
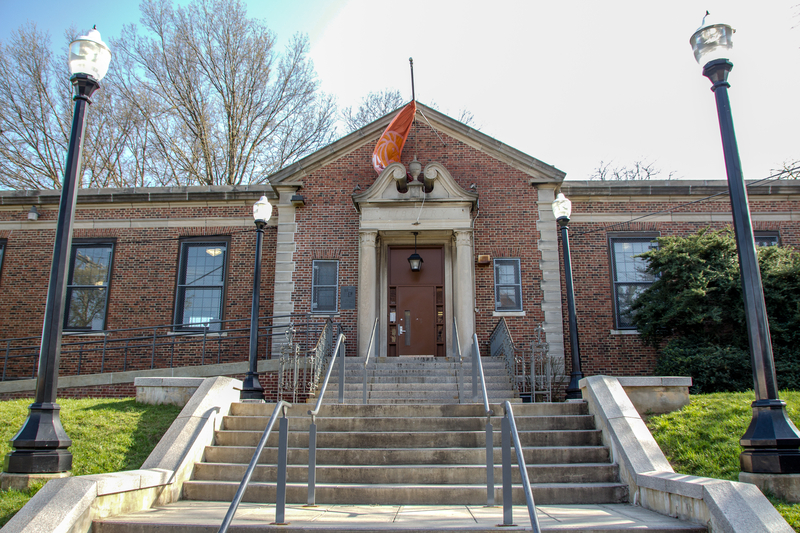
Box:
[655,337,751,394]
[631,228,800,392]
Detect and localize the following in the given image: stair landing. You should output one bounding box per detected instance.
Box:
[94,501,706,532]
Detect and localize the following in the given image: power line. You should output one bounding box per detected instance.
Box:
[570,166,800,237]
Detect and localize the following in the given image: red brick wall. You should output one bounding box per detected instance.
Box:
[559,195,800,378]
[0,203,277,378]
[289,121,545,357]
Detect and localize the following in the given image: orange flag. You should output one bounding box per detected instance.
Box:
[372,101,417,174]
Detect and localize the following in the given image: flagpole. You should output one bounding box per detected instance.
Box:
[409,57,415,102]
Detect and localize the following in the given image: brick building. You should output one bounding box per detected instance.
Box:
[0,103,798,396]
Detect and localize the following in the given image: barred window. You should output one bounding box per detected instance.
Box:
[754,231,780,247]
[494,258,522,312]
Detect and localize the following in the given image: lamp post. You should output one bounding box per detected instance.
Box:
[690,14,800,474]
[241,196,272,400]
[3,28,111,475]
[552,193,583,401]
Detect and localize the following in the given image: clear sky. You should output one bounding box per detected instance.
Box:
[1,0,798,182]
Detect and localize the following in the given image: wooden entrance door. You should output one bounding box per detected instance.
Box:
[388,246,444,356]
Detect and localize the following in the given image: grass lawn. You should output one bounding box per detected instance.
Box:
[647,391,800,531]
[0,397,181,526]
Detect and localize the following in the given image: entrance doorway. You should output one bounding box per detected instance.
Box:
[387,246,445,356]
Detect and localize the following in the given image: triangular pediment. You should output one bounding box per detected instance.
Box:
[266,103,565,187]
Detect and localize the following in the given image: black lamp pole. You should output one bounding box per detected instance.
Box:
[702,58,800,474]
[557,216,584,400]
[4,74,100,474]
[241,219,267,400]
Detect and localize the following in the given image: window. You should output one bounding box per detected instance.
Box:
[754,231,780,247]
[494,258,523,312]
[175,240,228,330]
[64,242,114,330]
[610,236,658,330]
[312,260,338,313]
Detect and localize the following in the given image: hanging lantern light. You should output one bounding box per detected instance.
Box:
[408,232,423,272]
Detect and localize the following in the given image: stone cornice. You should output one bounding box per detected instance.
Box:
[0,184,275,207]
[559,180,800,199]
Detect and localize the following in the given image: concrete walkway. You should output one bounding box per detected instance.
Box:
[95,501,706,532]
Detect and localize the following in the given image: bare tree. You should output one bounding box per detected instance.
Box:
[0,24,77,189]
[111,0,337,186]
[0,24,150,190]
[590,159,671,181]
[781,160,800,179]
[342,90,480,134]
[341,90,406,132]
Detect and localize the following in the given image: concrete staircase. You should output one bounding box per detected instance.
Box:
[181,401,627,506]
[93,357,706,532]
[322,355,521,404]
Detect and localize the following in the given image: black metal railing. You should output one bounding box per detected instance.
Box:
[218,400,292,532]
[0,313,326,382]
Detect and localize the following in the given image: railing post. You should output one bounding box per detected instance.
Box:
[202,324,208,365]
[124,341,129,372]
[486,417,495,506]
[3,340,9,381]
[363,366,368,405]
[502,414,513,525]
[307,418,317,506]
[151,327,157,369]
[77,345,83,375]
[472,343,479,401]
[275,413,289,525]
[101,335,107,373]
[338,339,345,404]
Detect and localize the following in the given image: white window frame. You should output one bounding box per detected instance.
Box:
[312,260,339,314]
[493,258,523,313]
[609,235,658,330]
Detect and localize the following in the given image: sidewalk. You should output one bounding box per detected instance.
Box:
[95,501,706,531]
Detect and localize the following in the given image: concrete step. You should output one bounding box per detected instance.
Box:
[192,462,620,485]
[181,480,630,506]
[229,402,587,418]
[203,445,612,466]
[222,414,597,432]
[212,429,604,448]
[316,397,523,405]
[94,501,708,533]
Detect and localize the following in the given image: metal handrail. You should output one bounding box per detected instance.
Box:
[363,317,378,405]
[471,333,495,506]
[0,313,325,381]
[453,318,464,403]
[307,331,346,505]
[218,400,292,533]
[501,401,541,532]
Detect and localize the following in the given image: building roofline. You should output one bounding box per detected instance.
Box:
[267,102,566,186]
[0,184,275,206]
[560,179,800,197]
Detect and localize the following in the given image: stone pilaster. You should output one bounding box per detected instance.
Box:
[536,186,565,376]
[453,230,475,356]
[358,231,379,357]
[271,188,298,355]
